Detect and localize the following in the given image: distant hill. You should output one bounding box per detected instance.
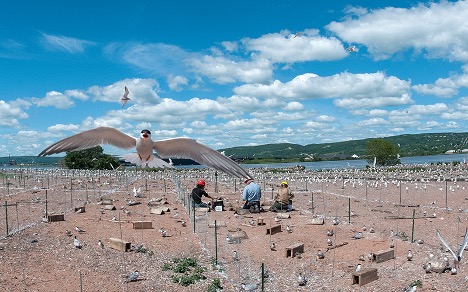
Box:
[2,132,467,166]
[219,132,468,161]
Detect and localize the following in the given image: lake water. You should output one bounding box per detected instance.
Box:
[241,153,467,170]
[2,154,466,171]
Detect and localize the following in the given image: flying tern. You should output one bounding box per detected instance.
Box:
[38,127,253,179]
[121,86,130,108]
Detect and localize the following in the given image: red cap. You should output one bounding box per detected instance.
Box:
[197,179,205,186]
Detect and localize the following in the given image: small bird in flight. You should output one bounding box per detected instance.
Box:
[121,86,130,108]
[347,45,358,53]
[38,127,253,179]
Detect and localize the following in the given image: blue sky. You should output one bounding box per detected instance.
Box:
[1,0,468,156]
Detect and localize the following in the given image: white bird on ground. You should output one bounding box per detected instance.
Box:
[65,230,72,237]
[352,232,363,239]
[297,272,307,286]
[232,250,239,261]
[226,235,233,244]
[75,226,84,233]
[327,229,334,236]
[38,127,252,179]
[133,186,141,198]
[332,217,340,225]
[98,240,104,249]
[451,267,457,275]
[73,236,82,249]
[407,250,413,261]
[327,238,333,246]
[270,242,276,251]
[121,86,130,108]
[75,208,83,213]
[125,270,139,283]
[286,225,293,233]
[358,254,365,261]
[355,263,362,272]
[317,250,325,259]
[436,229,468,268]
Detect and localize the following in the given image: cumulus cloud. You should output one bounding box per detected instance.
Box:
[413,73,468,98]
[0,100,29,127]
[327,1,468,61]
[188,55,273,84]
[88,78,161,105]
[242,29,347,63]
[41,33,96,53]
[167,75,189,91]
[31,91,75,109]
[235,72,411,104]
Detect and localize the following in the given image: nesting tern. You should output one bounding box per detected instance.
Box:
[73,236,82,249]
[436,229,468,268]
[38,127,252,179]
[316,250,325,259]
[407,250,413,261]
[65,230,72,237]
[352,231,363,239]
[75,226,84,233]
[355,263,362,272]
[121,86,130,108]
[297,272,307,286]
[270,242,276,251]
[125,270,139,282]
[98,240,104,249]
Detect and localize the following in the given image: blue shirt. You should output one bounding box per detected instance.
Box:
[242,181,261,202]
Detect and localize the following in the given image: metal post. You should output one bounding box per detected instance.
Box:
[411,209,415,243]
[261,262,265,291]
[399,180,402,204]
[348,197,351,224]
[45,190,48,217]
[445,180,448,210]
[214,220,218,265]
[215,172,218,193]
[5,201,8,236]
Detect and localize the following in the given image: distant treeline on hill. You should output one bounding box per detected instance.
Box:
[2,132,468,166]
[219,132,468,162]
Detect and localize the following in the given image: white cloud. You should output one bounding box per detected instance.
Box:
[242,29,347,63]
[87,78,161,105]
[47,124,80,132]
[356,118,389,127]
[413,73,468,98]
[327,1,468,61]
[234,72,411,103]
[31,91,75,109]
[0,100,28,127]
[315,115,336,122]
[41,33,95,53]
[167,75,188,91]
[284,101,304,111]
[188,55,273,84]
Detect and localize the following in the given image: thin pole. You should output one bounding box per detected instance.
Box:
[445,180,448,210]
[5,201,8,236]
[214,220,218,265]
[348,197,351,224]
[45,190,48,218]
[411,209,415,243]
[80,271,83,292]
[261,262,265,291]
[399,180,402,204]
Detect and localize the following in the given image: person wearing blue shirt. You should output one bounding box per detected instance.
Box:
[242,178,262,212]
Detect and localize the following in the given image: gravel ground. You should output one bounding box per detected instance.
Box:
[0,164,467,291]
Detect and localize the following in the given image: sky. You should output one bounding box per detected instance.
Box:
[1,0,468,157]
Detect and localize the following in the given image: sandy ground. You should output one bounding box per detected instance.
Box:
[0,163,468,291]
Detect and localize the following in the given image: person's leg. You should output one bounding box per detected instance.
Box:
[243,201,250,209]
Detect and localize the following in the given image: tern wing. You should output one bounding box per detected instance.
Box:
[153,137,252,179]
[436,229,458,260]
[457,229,468,259]
[38,127,136,156]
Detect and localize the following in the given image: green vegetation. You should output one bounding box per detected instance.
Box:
[206,278,223,291]
[162,257,207,287]
[64,146,120,170]
[219,132,468,161]
[365,139,400,166]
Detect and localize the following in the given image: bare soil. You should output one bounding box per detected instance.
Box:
[1,164,467,291]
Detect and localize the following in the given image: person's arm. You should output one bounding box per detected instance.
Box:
[242,187,248,201]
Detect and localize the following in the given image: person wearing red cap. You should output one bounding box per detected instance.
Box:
[191,179,214,208]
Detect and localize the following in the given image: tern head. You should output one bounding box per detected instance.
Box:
[141,130,151,138]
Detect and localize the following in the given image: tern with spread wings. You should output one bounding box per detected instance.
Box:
[121,86,130,108]
[436,229,468,268]
[38,127,252,179]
